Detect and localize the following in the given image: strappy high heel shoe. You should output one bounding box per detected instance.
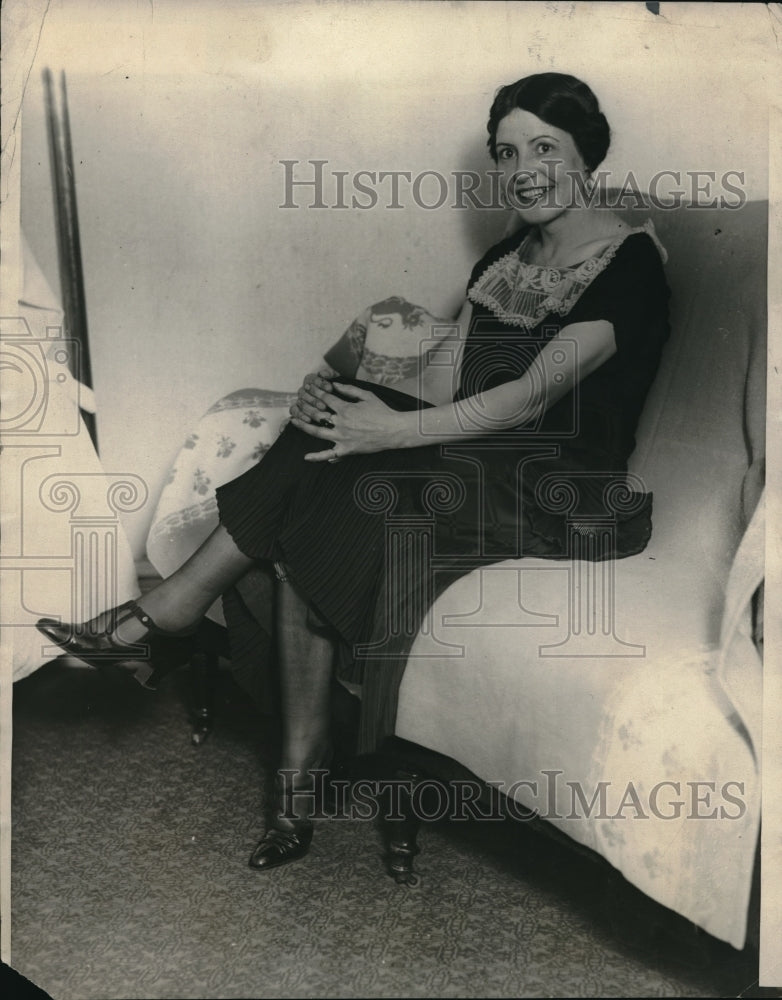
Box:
[36,600,197,689]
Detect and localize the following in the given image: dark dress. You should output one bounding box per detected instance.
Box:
[216,225,670,752]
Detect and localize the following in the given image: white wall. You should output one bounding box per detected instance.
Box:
[20,0,772,556]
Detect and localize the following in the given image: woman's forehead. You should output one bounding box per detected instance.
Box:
[496,108,571,144]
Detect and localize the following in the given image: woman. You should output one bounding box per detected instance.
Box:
[38,72,670,871]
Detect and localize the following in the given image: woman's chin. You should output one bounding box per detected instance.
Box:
[511,203,568,227]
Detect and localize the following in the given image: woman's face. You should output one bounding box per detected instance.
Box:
[495,108,588,224]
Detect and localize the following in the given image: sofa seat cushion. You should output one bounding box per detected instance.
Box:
[395,550,759,949]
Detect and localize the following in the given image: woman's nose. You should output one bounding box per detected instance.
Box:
[512,161,536,186]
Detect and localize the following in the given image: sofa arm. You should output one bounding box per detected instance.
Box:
[739,270,767,527]
[146,387,297,603]
[714,488,764,761]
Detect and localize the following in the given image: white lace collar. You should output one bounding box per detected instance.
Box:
[468,219,667,330]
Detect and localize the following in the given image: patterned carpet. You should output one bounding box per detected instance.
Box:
[10,659,767,999]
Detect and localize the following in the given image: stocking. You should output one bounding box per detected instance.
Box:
[273,574,337,827]
[113,525,255,643]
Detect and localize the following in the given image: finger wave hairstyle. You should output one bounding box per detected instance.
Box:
[487,73,611,173]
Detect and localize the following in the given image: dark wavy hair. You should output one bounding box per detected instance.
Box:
[487,73,610,173]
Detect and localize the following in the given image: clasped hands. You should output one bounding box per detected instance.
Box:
[290,369,403,462]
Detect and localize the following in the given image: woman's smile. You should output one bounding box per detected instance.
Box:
[513,183,555,208]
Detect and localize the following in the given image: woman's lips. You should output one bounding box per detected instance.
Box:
[513,184,554,207]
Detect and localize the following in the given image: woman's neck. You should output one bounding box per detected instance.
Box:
[528,207,626,267]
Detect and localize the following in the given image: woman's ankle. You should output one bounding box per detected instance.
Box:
[278,740,332,785]
[272,773,319,828]
[129,592,203,635]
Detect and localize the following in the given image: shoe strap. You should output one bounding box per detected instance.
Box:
[264,824,312,846]
[115,600,159,633]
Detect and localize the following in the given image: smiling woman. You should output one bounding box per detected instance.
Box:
[490,74,622,263]
[38,71,671,873]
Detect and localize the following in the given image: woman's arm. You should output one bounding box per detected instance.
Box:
[293,318,616,460]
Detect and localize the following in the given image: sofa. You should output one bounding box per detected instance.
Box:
[146,198,766,950]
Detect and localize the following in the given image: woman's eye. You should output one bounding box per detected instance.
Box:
[536,142,553,155]
[498,148,515,161]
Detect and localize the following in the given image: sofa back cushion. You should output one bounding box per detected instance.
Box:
[619,200,766,579]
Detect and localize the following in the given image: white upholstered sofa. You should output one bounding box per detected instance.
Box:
[147,198,766,950]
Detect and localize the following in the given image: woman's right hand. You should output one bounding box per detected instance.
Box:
[290,367,338,424]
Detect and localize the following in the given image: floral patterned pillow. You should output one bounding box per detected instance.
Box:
[324,296,450,385]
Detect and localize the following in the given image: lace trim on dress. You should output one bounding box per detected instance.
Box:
[468,218,667,330]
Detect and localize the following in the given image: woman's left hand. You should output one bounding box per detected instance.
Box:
[290,383,404,462]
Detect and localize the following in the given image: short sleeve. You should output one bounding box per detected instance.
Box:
[565,233,671,360]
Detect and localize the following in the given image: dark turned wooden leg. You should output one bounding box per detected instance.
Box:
[364,736,495,888]
[383,768,422,886]
[358,747,426,886]
[189,648,215,745]
[188,620,222,745]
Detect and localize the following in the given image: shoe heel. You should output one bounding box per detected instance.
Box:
[130,661,156,688]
